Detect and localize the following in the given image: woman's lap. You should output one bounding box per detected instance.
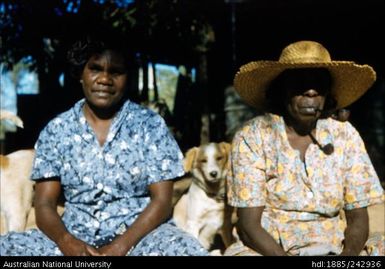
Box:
[0,223,208,256]
[129,223,208,256]
[0,229,61,256]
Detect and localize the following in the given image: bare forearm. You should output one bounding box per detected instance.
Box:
[33,180,95,256]
[237,207,287,256]
[35,204,72,246]
[240,225,287,256]
[341,208,369,256]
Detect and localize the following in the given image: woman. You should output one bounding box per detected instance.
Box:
[225,40,384,256]
[0,32,208,256]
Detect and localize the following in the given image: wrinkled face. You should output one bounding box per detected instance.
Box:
[284,69,331,124]
[81,50,128,110]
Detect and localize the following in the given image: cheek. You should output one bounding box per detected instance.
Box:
[286,97,299,112]
[81,80,94,96]
[319,97,327,107]
[81,72,94,88]
[115,78,128,92]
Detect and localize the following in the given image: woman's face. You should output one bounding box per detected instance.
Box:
[284,69,331,124]
[81,50,128,110]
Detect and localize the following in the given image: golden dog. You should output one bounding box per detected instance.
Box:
[173,142,235,253]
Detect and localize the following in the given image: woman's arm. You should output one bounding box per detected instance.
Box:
[340,207,369,256]
[95,180,174,256]
[237,207,287,256]
[34,179,97,256]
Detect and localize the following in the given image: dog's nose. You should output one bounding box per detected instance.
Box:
[210,171,218,178]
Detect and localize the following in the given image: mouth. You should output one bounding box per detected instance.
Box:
[298,106,319,115]
[92,90,114,98]
[205,177,221,184]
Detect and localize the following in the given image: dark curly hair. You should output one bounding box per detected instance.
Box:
[67,29,136,79]
[265,68,337,118]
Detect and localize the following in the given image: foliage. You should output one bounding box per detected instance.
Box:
[0,0,215,69]
[0,0,135,68]
[0,0,214,76]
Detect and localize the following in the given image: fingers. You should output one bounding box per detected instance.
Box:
[86,245,105,256]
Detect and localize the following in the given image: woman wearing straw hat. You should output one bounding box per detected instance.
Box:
[225,40,384,256]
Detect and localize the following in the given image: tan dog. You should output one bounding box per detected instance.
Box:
[0,149,35,234]
[0,110,35,234]
[173,142,234,252]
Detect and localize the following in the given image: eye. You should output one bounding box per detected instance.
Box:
[216,156,223,161]
[200,159,207,163]
[88,66,102,72]
[109,68,126,76]
[87,63,103,72]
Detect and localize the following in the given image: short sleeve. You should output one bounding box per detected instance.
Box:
[142,114,184,185]
[31,120,62,180]
[342,122,384,210]
[227,123,267,207]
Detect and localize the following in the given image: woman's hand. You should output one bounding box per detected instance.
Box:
[90,238,129,256]
[57,233,99,256]
[88,180,174,256]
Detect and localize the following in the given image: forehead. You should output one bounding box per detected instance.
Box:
[282,68,331,84]
[280,68,331,96]
[197,143,224,158]
[87,50,128,67]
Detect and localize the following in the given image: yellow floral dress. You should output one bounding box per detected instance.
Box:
[227,113,384,255]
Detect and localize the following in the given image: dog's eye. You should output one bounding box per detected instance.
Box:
[200,159,207,163]
[216,156,223,161]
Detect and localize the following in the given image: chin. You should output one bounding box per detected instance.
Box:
[296,113,320,122]
[92,100,111,108]
[87,99,116,110]
[303,117,321,126]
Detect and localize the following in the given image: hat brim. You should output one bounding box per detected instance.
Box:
[234,61,376,110]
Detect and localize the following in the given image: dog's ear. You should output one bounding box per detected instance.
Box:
[219,142,231,156]
[183,147,198,173]
[0,110,24,128]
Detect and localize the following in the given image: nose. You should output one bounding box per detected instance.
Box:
[303,88,319,97]
[97,72,112,85]
[209,171,218,178]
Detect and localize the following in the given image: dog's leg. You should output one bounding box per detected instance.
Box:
[185,186,205,239]
[3,183,32,232]
[198,224,218,250]
[185,216,202,239]
[5,206,29,232]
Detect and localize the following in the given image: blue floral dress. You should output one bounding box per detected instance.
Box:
[0,99,208,256]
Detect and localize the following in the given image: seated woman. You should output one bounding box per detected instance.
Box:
[0,29,208,256]
[225,40,384,256]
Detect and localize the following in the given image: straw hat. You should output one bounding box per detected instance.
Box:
[234,40,376,109]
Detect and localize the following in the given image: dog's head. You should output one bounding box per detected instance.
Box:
[0,110,24,128]
[183,142,231,184]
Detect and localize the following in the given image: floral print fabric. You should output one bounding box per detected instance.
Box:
[227,113,384,255]
[1,99,207,256]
